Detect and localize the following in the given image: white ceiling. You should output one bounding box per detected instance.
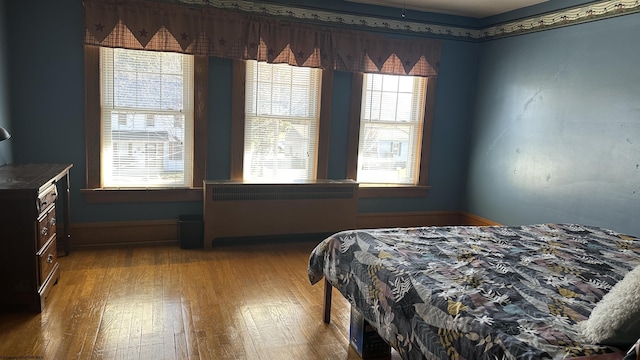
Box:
[345,0,549,18]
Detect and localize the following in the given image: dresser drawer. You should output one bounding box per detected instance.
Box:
[38,237,58,287]
[0,164,71,312]
[37,183,58,215]
[37,206,56,250]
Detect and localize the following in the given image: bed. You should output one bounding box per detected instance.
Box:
[308,224,640,360]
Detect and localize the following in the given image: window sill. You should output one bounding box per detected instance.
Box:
[357,184,430,198]
[80,187,203,203]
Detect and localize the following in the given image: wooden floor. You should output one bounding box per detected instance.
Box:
[0,240,401,360]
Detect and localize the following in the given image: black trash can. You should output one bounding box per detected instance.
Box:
[178,215,204,249]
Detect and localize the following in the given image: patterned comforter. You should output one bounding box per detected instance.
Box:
[308,224,640,360]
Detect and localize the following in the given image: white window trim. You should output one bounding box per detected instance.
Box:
[99,47,195,189]
[357,73,427,185]
[242,60,322,183]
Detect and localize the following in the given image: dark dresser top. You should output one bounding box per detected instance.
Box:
[0,164,73,192]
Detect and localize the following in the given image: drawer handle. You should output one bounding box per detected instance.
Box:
[47,254,54,263]
[41,227,48,236]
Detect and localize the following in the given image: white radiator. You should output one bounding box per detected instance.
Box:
[203,180,358,247]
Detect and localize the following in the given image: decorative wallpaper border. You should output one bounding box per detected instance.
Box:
[178,0,640,40]
[480,0,640,39]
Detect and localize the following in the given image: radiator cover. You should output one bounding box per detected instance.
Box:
[203,180,358,247]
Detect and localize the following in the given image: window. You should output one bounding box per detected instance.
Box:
[243,60,322,182]
[346,72,435,197]
[357,73,426,185]
[100,47,194,188]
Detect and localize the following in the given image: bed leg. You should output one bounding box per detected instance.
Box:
[323,278,332,324]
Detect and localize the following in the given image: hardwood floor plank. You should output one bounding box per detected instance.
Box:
[0,241,401,360]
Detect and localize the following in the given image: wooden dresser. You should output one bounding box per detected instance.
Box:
[0,164,72,312]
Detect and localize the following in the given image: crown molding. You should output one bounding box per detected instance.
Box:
[178,0,640,41]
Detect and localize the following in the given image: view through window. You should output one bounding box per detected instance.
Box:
[100,48,194,188]
[357,73,426,185]
[243,60,322,182]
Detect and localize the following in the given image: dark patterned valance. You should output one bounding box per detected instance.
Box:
[83,0,440,76]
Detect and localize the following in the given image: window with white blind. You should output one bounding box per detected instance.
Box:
[244,60,322,182]
[357,73,426,185]
[100,47,194,188]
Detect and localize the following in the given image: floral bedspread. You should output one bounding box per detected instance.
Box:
[308,224,640,360]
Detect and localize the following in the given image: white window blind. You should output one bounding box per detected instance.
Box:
[357,73,426,184]
[100,47,194,188]
[244,60,321,182]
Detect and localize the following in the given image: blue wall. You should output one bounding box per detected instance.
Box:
[465,13,640,236]
[0,0,11,166]
[3,0,478,223]
[12,0,635,234]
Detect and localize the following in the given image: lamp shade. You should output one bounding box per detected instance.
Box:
[0,127,10,141]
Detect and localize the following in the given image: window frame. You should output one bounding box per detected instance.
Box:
[346,73,437,198]
[83,45,208,202]
[230,60,333,181]
[242,60,323,182]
